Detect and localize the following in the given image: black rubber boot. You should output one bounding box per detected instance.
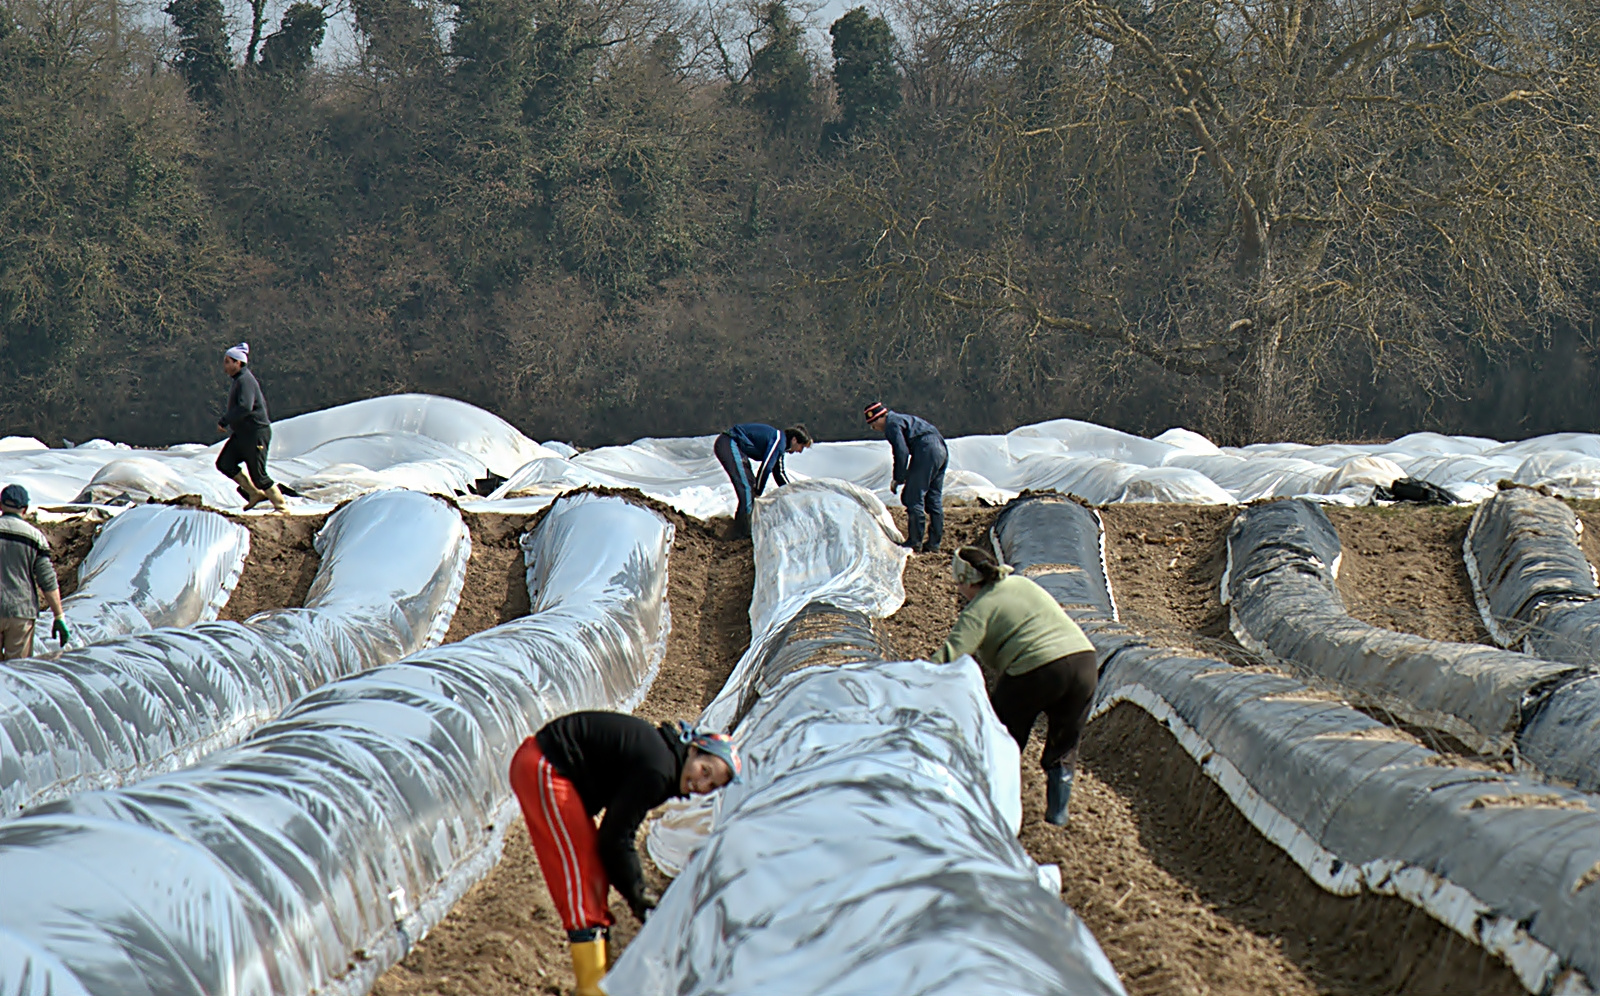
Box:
[1044,764,1074,825]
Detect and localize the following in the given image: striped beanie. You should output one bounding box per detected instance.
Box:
[224,342,250,364]
[863,402,888,423]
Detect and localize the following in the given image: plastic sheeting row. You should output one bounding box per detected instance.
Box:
[47,504,251,652]
[0,488,468,815]
[994,494,1600,995]
[616,480,1125,996]
[0,491,674,996]
[27,392,1600,516]
[1223,499,1579,758]
[1463,488,1600,791]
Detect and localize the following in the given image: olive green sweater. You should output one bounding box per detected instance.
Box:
[934,575,1094,677]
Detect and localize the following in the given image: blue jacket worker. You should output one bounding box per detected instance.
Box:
[714,423,813,538]
[865,401,947,553]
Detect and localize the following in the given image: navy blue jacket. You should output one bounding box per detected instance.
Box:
[727,423,790,494]
[883,411,944,486]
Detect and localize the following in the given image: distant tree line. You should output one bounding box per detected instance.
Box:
[3,0,1599,447]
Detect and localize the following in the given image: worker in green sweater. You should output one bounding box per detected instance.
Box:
[935,545,1097,826]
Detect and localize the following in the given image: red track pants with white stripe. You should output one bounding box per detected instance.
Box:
[509,737,615,936]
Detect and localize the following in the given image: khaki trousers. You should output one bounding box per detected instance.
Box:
[0,617,35,660]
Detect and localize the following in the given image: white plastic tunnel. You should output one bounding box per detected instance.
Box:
[0,488,469,816]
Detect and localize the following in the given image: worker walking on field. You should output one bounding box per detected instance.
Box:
[215,342,287,512]
[0,485,68,659]
[864,401,947,552]
[935,546,1097,826]
[509,711,741,995]
[713,422,812,538]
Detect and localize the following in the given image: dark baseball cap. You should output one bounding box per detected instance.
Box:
[0,484,28,510]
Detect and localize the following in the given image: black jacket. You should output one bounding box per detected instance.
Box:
[535,711,688,911]
[222,367,271,431]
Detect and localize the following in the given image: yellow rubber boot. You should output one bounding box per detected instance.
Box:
[571,938,607,996]
[231,472,267,510]
[263,484,288,512]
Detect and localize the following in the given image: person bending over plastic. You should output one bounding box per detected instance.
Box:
[509,711,742,995]
[712,422,812,538]
[864,401,948,552]
[935,546,1097,826]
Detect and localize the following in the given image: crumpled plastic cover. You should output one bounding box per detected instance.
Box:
[38,504,250,652]
[615,482,1124,996]
[700,479,910,732]
[0,491,672,996]
[0,488,468,815]
[1222,499,1577,755]
[994,494,1600,994]
[1464,487,1600,661]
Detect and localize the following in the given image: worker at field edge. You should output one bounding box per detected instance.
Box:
[508,711,741,996]
[0,485,68,659]
[864,401,947,553]
[714,422,812,538]
[935,545,1097,826]
[215,342,287,512]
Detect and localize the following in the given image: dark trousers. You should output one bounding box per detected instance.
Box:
[902,440,947,549]
[713,433,756,531]
[216,423,275,489]
[990,650,1098,770]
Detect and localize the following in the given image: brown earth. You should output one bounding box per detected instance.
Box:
[444,512,540,643]
[1325,505,1489,645]
[219,512,327,619]
[1098,504,1238,650]
[39,513,107,596]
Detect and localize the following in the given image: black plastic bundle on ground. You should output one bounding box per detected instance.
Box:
[1224,498,1577,755]
[991,494,1600,994]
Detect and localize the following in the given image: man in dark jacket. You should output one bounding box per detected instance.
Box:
[713,422,813,538]
[865,401,948,552]
[0,485,68,659]
[509,711,740,995]
[215,342,286,512]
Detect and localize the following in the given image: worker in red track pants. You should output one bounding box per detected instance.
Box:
[509,711,741,995]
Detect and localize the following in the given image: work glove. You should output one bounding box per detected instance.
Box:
[51,617,70,647]
[630,888,660,924]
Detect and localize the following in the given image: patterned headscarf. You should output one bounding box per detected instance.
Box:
[675,721,742,782]
[952,549,1014,586]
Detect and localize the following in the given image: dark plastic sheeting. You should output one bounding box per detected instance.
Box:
[0,491,673,996]
[1223,499,1576,754]
[991,494,1117,618]
[50,505,250,651]
[992,494,1600,994]
[1463,487,1600,790]
[1464,487,1600,664]
[0,489,468,816]
[612,481,1126,996]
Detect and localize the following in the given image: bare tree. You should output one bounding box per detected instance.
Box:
[812,0,1600,439]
